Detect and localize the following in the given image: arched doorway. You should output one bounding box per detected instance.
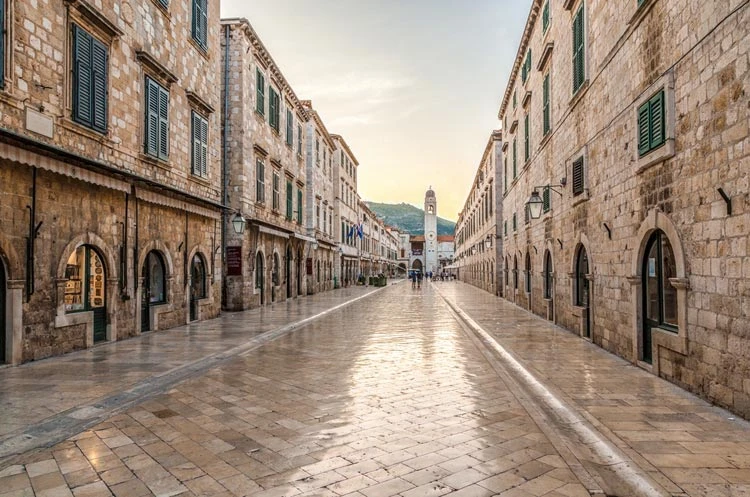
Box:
[525,253,532,295]
[513,255,518,291]
[411,259,423,273]
[272,253,279,303]
[256,252,265,305]
[141,251,166,332]
[297,249,303,296]
[190,253,207,320]
[642,230,677,363]
[286,247,292,299]
[0,259,5,363]
[64,245,107,342]
[575,245,590,338]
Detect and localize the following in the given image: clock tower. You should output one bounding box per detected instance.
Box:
[424,187,438,275]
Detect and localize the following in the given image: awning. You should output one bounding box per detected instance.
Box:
[258,225,290,239]
[293,233,317,243]
[136,188,221,219]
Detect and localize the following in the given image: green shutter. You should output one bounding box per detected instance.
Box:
[543,187,550,212]
[91,38,108,132]
[157,84,169,160]
[73,25,93,126]
[649,91,665,150]
[297,189,303,223]
[256,70,265,116]
[512,139,517,177]
[543,74,550,135]
[192,0,207,48]
[145,78,159,156]
[542,1,550,33]
[286,109,293,146]
[286,181,293,219]
[637,100,650,155]
[524,114,530,161]
[572,4,585,92]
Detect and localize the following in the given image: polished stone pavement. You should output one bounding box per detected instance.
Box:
[0,281,749,496]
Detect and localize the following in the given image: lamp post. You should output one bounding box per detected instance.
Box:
[525,184,565,220]
[231,212,246,235]
[484,235,492,250]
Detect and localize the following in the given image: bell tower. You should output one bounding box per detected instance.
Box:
[424,187,438,274]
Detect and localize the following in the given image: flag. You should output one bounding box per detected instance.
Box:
[357,224,363,239]
[347,225,355,239]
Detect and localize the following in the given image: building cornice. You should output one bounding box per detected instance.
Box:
[330,134,360,166]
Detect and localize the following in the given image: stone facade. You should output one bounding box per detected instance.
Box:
[0,0,223,364]
[221,18,312,310]
[455,131,502,295]
[332,135,361,287]
[481,0,748,416]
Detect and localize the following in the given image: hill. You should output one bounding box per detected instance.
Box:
[366,202,456,236]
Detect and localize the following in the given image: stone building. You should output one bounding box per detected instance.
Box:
[221,18,312,309]
[423,188,439,275]
[0,0,223,364]
[487,0,748,415]
[332,134,361,287]
[455,131,502,294]
[302,101,336,294]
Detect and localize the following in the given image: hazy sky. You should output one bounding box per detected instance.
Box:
[220,1,531,221]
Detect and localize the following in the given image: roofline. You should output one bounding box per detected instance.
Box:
[330,134,360,166]
[300,102,337,150]
[221,18,310,120]
[459,129,503,216]
[497,0,542,120]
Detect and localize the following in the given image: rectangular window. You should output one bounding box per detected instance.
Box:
[512,139,517,178]
[191,0,208,49]
[158,0,169,6]
[525,204,530,224]
[504,221,507,236]
[513,213,517,231]
[256,159,265,204]
[513,89,517,109]
[286,109,293,147]
[503,158,508,192]
[543,74,551,136]
[524,113,530,162]
[572,3,586,93]
[272,171,280,210]
[543,186,551,213]
[72,24,108,133]
[297,189,303,224]
[256,70,265,116]
[638,90,665,156]
[269,88,280,131]
[191,111,208,177]
[522,49,531,84]
[542,1,550,33]
[297,124,303,156]
[572,157,585,196]
[286,180,293,220]
[316,204,320,229]
[144,77,169,160]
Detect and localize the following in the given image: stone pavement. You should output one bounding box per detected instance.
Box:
[0,281,749,496]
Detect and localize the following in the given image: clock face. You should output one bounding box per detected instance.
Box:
[427,231,435,240]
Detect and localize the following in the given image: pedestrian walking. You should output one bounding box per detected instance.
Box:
[410,271,417,289]
[417,271,423,289]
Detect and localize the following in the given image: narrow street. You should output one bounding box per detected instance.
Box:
[1,281,749,497]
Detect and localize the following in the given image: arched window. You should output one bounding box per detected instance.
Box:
[145,251,166,304]
[255,252,264,289]
[505,256,509,286]
[191,253,207,300]
[575,246,589,307]
[525,253,532,293]
[513,255,518,289]
[543,251,553,299]
[272,253,280,286]
[643,230,677,329]
[64,245,107,342]
[316,260,321,282]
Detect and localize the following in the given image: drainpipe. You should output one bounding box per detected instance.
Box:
[221,23,230,308]
[25,167,41,302]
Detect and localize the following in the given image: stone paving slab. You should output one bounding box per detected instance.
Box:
[437,281,750,497]
[0,285,383,463]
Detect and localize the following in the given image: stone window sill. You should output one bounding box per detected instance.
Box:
[569,80,590,110]
[60,116,113,144]
[636,140,675,175]
[140,153,171,171]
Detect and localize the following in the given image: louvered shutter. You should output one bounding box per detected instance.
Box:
[542,1,549,32]
[200,116,208,176]
[73,25,93,126]
[191,113,199,174]
[192,0,207,48]
[637,100,650,156]
[649,91,664,150]
[145,79,159,157]
[543,74,550,135]
[286,181,293,220]
[572,157,584,196]
[543,187,550,212]
[92,38,108,132]
[512,139,517,177]
[572,5,585,92]
[256,70,265,115]
[198,0,208,48]
[286,109,293,146]
[297,189,303,223]
[158,85,169,160]
[524,114,530,161]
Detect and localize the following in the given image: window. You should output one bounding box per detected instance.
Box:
[286,109,293,147]
[543,186,551,213]
[504,221,507,236]
[575,246,589,307]
[72,24,108,133]
[269,88,280,131]
[504,158,508,192]
[513,89,517,109]
[512,139,517,178]
[191,111,208,177]
[145,251,166,304]
[525,253,531,293]
[316,203,320,229]
[572,156,585,196]
[524,113,530,162]
[256,159,265,204]
[191,0,208,50]
[543,251,553,299]
[272,171,280,210]
[643,230,677,329]
[286,180,293,220]
[297,189,303,224]
[512,212,517,232]
[144,77,169,160]
[638,90,665,156]
[513,256,518,289]
[572,3,586,93]
[158,0,169,6]
[256,70,265,116]
[543,73,551,136]
[542,1,550,33]
[297,125,303,156]
[521,49,531,84]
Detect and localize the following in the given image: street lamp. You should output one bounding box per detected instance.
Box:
[525,183,565,220]
[471,246,477,256]
[484,235,492,250]
[231,212,246,234]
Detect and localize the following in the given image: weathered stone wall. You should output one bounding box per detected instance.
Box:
[497,0,749,415]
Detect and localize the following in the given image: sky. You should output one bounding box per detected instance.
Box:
[220,0,531,222]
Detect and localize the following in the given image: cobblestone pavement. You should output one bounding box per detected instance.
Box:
[0,281,749,496]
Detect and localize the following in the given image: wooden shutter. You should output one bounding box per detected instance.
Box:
[572,157,584,195]
[637,100,650,156]
[286,181,293,219]
[192,0,207,48]
[542,1,549,32]
[286,109,293,145]
[649,91,664,150]
[543,186,550,212]
[256,70,264,115]
[145,79,159,157]
[200,116,208,176]
[298,189,303,223]
[572,5,585,92]
[157,84,169,160]
[543,74,550,135]
[192,112,207,177]
[91,38,108,132]
[524,114,530,161]
[192,112,199,175]
[73,25,93,126]
[512,139,517,177]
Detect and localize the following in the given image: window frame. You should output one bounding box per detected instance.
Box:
[572,2,586,94]
[72,23,109,134]
[190,110,208,178]
[256,158,265,204]
[256,69,265,117]
[191,0,208,50]
[144,76,170,161]
[272,170,280,211]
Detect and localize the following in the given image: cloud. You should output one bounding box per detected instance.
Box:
[297,72,414,102]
